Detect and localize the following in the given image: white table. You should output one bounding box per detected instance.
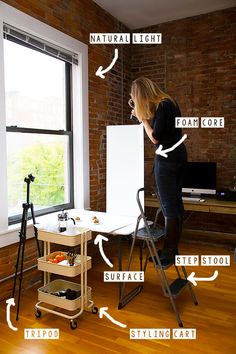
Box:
[38,209,137,234]
[69,209,138,234]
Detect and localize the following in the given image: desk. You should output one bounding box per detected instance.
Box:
[145,195,236,245]
[145,195,236,215]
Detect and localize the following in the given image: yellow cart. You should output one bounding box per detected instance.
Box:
[35,226,98,329]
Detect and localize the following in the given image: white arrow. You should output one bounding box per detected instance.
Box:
[94,234,113,268]
[6,298,18,331]
[96,48,118,79]
[155,134,187,158]
[99,307,127,328]
[187,270,218,286]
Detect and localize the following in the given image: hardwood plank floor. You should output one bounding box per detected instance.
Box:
[0,240,235,354]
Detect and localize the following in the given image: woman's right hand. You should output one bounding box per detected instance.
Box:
[128,98,141,122]
[143,119,158,144]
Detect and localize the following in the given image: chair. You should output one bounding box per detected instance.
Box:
[119,188,198,327]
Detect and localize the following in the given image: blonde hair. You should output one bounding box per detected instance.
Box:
[131,77,175,121]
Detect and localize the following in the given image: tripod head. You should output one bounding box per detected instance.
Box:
[24,173,35,184]
[24,174,35,204]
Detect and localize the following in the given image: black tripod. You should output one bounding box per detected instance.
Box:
[12,174,41,321]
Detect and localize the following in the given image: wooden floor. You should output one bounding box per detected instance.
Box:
[0,240,235,354]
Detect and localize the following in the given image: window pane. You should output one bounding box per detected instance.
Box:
[4,39,66,130]
[7,133,70,217]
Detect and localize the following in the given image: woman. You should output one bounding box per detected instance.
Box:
[130,77,187,264]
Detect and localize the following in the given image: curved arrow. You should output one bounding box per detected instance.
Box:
[155,134,187,158]
[96,48,118,79]
[99,307,127,328]
[94,234,113,268]
[187,270,218,286]
[6,298,18,331]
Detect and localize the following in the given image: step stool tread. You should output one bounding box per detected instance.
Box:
[132,227,165,241]
[150,256,174,269]
[169,278,189,297]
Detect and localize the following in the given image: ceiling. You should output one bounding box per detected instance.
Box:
[93,0,235,29]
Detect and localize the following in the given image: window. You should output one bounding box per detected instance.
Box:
[0,3,89,239]
[4,32,74,223]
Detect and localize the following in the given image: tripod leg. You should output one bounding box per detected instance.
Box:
[12,208,26,299]
[12,239,22,299]
[16,206,28,321]
[30,203,41,257]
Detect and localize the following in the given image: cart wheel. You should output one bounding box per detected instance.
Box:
[35,309,42,318]
[70,320,77,330]
[92,306,98,314]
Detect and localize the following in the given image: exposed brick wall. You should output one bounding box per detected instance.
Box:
[0,0,131,299]
[131,7,236,191]
[89,37,131,210]
[0,238,41,301]
[0,1,235,299]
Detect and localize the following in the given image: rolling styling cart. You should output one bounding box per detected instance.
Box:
[35,226,98,329]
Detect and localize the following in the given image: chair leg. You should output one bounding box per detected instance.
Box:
[181,266,198,305]
[126,234,137,271]
[119,234,146,309]
[119,233,137,301]
[168,293,184,327]
[139,241,143,271]
[143,251,149,274]
[146,239,184,327]
[145,240,167,296]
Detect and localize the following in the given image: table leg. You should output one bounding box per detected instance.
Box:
[117,234,144,310]
[118,235,122,306]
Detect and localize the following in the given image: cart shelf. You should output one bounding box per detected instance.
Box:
[38,279,92,311]
[37,226,92,246]
[38,252,92,277]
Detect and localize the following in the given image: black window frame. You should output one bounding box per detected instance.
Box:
[4,35,74,225]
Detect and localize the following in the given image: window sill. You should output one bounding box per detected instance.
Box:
[0,210,63,248]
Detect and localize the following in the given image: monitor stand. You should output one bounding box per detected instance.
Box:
[189,193,201,199]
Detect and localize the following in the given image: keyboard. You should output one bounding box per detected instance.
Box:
[182,196,202,202]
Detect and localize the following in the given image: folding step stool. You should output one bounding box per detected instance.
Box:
[119,188,198,327]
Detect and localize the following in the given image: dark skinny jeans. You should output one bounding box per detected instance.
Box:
[154,158,186,223]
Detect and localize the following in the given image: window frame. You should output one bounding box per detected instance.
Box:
[5,34,74,225]
[0,2,90,244]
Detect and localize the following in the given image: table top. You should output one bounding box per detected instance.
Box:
[37,209,138,235]
[70,209,138,233]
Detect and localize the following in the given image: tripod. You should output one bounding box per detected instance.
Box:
[12,174,41,321]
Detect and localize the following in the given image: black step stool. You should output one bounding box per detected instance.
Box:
[119,188,198,327]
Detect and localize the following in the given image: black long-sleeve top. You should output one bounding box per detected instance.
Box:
[151,98,187,162]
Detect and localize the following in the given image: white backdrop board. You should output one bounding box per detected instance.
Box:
[106,124,144,217]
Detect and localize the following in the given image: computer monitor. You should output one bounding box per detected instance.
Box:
[182,162,216,196]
